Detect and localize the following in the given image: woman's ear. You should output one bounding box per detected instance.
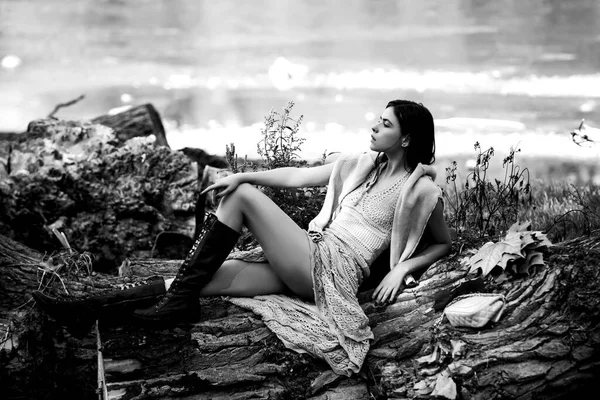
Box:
[401,135,411,147]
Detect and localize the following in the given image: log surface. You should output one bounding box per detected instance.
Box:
[2,232,598,399]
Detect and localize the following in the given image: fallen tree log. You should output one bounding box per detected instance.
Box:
[1,232,599,399]
[0,104,168,147]
[91,103,169,147]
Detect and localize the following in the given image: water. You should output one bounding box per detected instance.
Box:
[1,0,600,168]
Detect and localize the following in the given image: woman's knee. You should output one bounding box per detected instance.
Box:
[216,183,265,229]
[219,183,251,206]
[226,183,261,206]
[237,183,259,195]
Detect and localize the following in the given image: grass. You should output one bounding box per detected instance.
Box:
[439,155,600,245]
[525,182,600,243]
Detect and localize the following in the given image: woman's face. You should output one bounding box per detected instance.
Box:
[370,106,404,152]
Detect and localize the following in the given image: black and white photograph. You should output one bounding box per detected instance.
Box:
[1,1,599,399]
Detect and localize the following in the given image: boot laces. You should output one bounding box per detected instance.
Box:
[116,278,155,291]
[59,278,158,303]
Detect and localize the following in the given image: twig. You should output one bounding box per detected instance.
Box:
[48,94,85,119]
[37,266,70,294]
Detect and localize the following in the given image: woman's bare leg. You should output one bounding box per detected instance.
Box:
[165,260,287,296]
[198,259,289,296]
[207,183,314,299]
[164,260,287,296]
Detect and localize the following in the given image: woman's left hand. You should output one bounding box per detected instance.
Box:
[372,267,407,305]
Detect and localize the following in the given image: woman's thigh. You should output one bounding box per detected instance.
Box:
[199,259,290,297]
[217,184,314,299]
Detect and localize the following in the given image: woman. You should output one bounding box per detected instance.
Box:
[33,100,451,375]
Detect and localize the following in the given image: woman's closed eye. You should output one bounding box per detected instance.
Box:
[378,117,390,127]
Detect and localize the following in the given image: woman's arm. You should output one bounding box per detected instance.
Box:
[373,199,452,304]
[202,162,334,198]
[242,164,334,188]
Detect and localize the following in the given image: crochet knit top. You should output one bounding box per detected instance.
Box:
[326,168,411,273]
[309,152,442,272]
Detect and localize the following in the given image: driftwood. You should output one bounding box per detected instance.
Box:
[1,231,599,399]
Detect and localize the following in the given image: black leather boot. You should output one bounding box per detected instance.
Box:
[133,213,239,326]
[32,277,166,338]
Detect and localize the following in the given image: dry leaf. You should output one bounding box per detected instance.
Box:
[468,226,553,279]
[529,232,553,248]
[450,340,466,359]
[431,370,457,399]
[504,231,526,248]
[468,241,523,277]
[519,232,539,249]
[500,251,522,268]
[516,251,545,275]
[508,220,532,232]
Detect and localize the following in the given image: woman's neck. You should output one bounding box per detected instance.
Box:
[381,150,409,179]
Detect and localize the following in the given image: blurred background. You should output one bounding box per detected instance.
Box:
[1,0,599,181]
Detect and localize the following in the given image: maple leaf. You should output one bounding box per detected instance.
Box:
[518,232,539,249]
[508,220,532,232]
[503,231,525,249]
[528,232,553,248]
[500,251,522,267]
[467,226,553,279]
[467,241,523,277]
[518,251,545,275]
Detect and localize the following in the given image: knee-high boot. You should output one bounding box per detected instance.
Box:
[31,277,166,338]
[132,212,239,325]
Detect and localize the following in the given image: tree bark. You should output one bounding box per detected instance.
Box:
[1,232,599,399]
[91,103,169,147]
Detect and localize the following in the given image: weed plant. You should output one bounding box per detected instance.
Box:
[443,143,532,238]
[225,142,256,174]
[253,101,326,229]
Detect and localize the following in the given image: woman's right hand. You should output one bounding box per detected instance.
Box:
[200,173,244,198]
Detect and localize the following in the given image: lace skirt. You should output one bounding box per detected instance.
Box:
[226,231,374,376]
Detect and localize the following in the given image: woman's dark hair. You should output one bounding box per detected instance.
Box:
[378,100,436,171]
